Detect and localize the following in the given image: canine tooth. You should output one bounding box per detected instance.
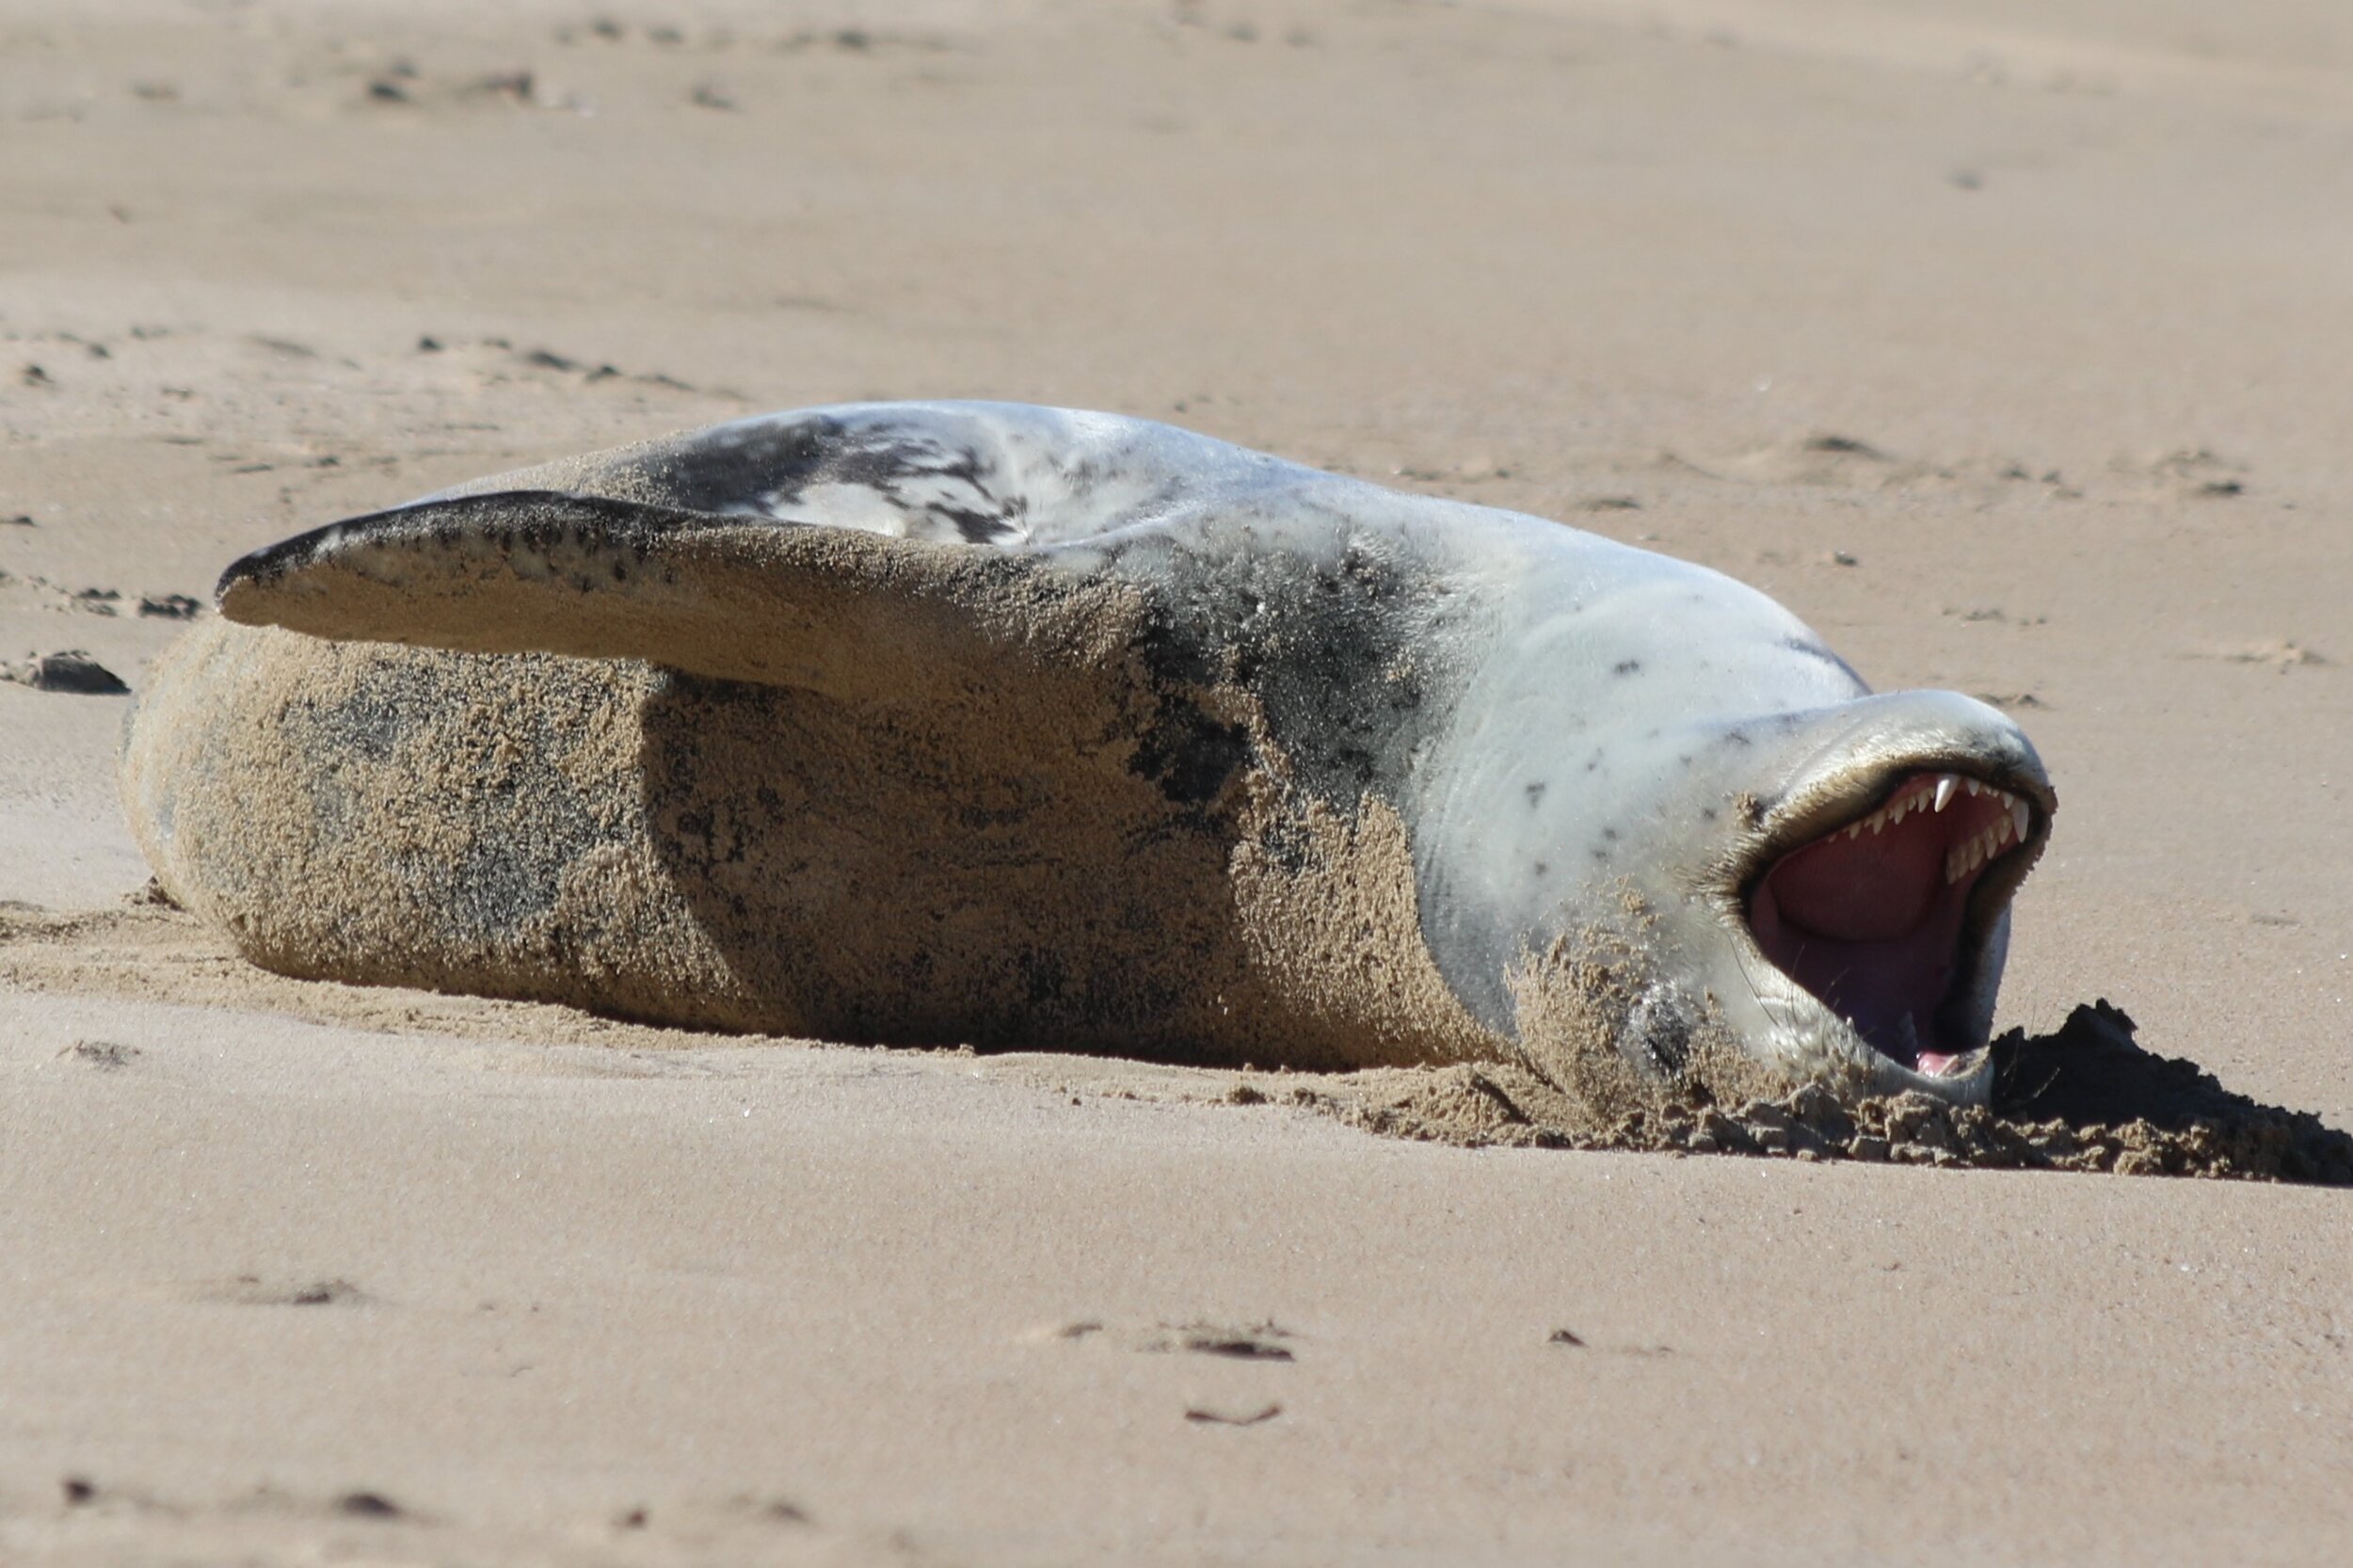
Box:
[1933,776,1958,812]
[2011,799,2030,842]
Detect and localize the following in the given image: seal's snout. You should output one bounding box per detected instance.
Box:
[1747,770,2038,1078]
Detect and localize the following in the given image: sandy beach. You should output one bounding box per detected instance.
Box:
[3,1,2349,1562]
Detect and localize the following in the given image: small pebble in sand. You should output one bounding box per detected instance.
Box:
[336,1491,404,1518]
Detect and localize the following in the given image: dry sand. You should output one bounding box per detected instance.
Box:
[3,1,2350,1562]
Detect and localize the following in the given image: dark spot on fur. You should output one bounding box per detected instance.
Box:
[1525,781,1546,807]
[1612,659,1641,676]
[1129,698,1248,806]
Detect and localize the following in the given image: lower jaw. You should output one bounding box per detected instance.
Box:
[1746,879,1984,1079]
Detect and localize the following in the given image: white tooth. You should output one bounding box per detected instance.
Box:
[1945,848,1963,884]
[1967,839,1985,873]
[1933,776,1958,812]
[1892,798,1911,825]
[1868,810,1886,835]
[2011,800,2030,842]
[1965,778,1981,796]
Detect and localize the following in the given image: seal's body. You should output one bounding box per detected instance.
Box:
[122,403,2051,1099]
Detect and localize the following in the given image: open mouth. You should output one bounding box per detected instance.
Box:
[1745,771,2036,1079]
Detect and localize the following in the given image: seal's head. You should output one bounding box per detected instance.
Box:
[1415,526,2055,1108]
[1700,691,2054,1102]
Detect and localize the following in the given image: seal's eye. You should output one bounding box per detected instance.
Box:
[1745,772,2031,1077]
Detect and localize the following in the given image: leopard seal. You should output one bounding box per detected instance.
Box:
[120,401,2054,1102]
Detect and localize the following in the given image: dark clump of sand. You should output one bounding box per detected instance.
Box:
[1312,1000,2353,1186]
[1,649,131,695]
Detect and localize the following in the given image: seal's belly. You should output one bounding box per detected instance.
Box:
[122,620,1493,1067]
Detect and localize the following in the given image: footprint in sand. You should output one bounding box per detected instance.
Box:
[198,1275,370,1308]
[1033,1319,1298,1361]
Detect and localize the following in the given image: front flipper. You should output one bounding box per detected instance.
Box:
[214,402,1350,696]
[216,488,1144,700]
